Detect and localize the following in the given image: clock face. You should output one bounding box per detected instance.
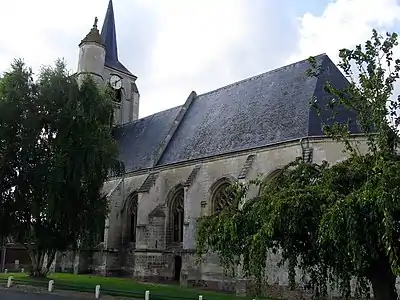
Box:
[109,75,122,90]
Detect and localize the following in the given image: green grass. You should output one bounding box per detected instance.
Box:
[0,272,271,300]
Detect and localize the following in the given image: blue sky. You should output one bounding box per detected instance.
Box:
[1,0,400,117]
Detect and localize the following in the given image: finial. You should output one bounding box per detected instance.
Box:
[79,16,104,47]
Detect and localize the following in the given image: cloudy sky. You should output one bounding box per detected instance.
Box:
[0,0,400,118]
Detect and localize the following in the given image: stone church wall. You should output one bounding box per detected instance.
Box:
[95,137,369,297]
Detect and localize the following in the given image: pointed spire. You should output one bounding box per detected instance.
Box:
[100,0,134,77]
[79,17,104,47]
[101,0,118,62]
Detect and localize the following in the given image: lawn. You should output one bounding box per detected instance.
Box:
[0,272,271,300]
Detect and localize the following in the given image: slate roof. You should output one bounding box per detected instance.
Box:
[114,54,360,173]
[100,0,134,77]
[113,106,182,172]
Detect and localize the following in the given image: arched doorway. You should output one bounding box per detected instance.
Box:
[174,255,182,282]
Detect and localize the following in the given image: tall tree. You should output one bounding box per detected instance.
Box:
[0,59,122,276]
[196,30,400,300]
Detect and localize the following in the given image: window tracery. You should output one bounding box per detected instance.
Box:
[211,180,235,213]
[168,186,184,244]
[127,193,138,243]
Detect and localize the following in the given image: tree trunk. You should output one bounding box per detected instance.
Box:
[370,275,397,300]
[0,238,6,272]
[26,246,46,278]
[43,250,56,275]
[368,257,398,300]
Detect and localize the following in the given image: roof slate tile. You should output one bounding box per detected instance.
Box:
[114,54,360,173]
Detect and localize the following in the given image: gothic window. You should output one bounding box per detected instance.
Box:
[169,186,184,244]
[211,180,235,213]
[258,169,283,196]
[127,194,138,243]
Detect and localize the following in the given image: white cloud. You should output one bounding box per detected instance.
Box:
[135,0,250,116]
[288,0,400,64]
[3,0,400,120]
[289,0,400,127]
[147,0,248,82]
[0,0,112,73]
[0,0,251,118]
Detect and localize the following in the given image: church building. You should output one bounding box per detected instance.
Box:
[59,0,364,297]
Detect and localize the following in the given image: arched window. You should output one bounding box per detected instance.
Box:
[258,169,283,196]
[168,186,184,244]
[211,179,235,213]
[127,193,138,243]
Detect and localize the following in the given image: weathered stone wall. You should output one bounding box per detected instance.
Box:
[99,137,369,296]
[54,251,75,273]
[103,66,140,125]
[133,250,171,281]
[147,214,166,250]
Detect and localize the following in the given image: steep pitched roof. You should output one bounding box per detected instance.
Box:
[100,0,134,77]
[113,106,182,172]
[115,54,360,173]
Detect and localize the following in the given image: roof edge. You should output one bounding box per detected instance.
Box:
[198,53,327,98]
[104,63,136,78]
[307,54,354,136]
[110,133,367,177]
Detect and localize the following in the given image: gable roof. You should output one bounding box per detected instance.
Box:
[114,54,360,173]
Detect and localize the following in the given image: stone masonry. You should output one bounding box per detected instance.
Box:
[96,136,369,298]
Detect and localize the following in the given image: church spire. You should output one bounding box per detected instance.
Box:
[100,0,134,77]
[101,0,118,62]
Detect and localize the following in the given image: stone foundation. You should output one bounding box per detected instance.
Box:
[133,250,174,280]
[188,279,236,293]
[2,245,350,299]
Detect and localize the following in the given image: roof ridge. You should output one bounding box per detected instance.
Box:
[198,53,327,98]
[115,54,327,130]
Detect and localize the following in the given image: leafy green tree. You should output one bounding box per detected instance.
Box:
[0,59,122,276]
[196,30,400,300]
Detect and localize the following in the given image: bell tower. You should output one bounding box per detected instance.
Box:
[76,17,105,86]
[76,0,140,126]
[100,0,140,125]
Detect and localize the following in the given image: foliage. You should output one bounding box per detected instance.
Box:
[196,29,400,300]
[0,59,122,276]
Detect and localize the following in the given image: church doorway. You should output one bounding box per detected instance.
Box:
[174,256,182,282]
